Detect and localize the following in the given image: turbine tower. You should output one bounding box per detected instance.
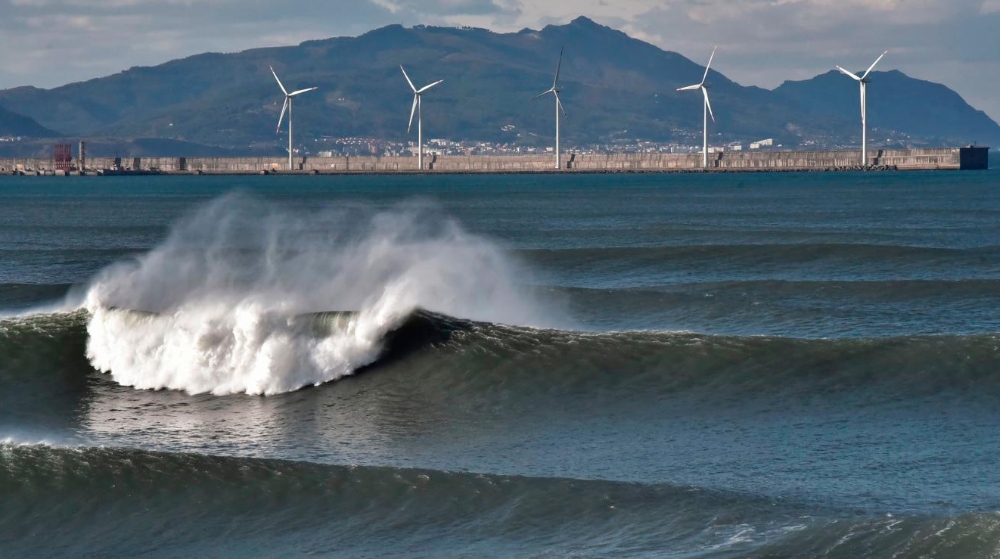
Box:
[534,48,567,170]
[677,47,718,168]
[401,65,443,171]
[271,66,318,171]
[836,51,888,168]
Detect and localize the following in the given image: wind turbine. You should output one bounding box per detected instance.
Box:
[534,48,567,170]
[271,66,318,171]
[677,46,717,168]
[401,65,443,171]
[836,50,888,168]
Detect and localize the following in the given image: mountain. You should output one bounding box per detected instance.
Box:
[0,17,996,152]
[774,70,1000,146]
[0,104,61,137]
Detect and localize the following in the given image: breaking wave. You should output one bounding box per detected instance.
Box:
[78,194,557,395]
[5,309,1000,403]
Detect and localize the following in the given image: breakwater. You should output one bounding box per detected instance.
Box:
[0,147,989,175]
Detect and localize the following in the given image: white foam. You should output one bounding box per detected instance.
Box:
[0,434,77,448]
[83,194,554,396]
[0,297,84,320]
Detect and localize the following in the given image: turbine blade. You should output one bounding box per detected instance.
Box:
[289,86,318,97]
[417,80,444,94]
[270,66,288,95]
[703,87,715,123]
[861,50,888,81]
[407,94,418,133]
[677,84,701,91]
[836,66,863,81]
[533,89,553,100]
[400,65,417,92]
[276,98,289,134]
[553,47,564,88]
[555,92,567,117]
[701,46,717,85]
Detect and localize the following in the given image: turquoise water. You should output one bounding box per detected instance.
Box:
[2,170,1000,558]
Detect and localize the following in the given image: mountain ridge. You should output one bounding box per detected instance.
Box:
[0,103,62,138]
[0,16,995,153]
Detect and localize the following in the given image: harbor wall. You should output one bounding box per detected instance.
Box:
[0,147,989,175]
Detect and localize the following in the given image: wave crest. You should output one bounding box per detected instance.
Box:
[81,194,554,395]
[5,444,1000,559]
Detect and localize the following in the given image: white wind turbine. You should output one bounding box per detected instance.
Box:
[534,48,567,170]
[677,46,718,168]
[401,65,443,171]
[836,50,888,168]
[271,66,318,171]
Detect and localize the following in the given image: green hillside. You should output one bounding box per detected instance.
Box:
[0,17,995,153]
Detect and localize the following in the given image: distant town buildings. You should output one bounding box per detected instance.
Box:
[0,131,916,158]
[303,134,814,158]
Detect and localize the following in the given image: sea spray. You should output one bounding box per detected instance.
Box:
[83,194,553,395]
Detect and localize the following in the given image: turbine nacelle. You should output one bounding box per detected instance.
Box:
[270,66,318,134]
[677,46,718,167]
[533,48,567,117]
[676,46,717,123]
[401,65,443,133]
[834,51,888,167]
[269,66,318,171]
[533,48,568,170]
[836,50,888,84]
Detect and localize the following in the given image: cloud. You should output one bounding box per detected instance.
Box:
[0,0,996,120]
[0,0,390,82]
[371,0,504,16]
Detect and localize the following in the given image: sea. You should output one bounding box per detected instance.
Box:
[2,166,1000,558]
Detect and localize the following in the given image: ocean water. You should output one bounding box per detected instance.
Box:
[2,170,1000,558]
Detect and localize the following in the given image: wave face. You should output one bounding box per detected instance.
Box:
[6,174,1000,558]
[12,309,1000,407]
[80,194,555,395]
[4,443,999,559]
[5,309,1000,517]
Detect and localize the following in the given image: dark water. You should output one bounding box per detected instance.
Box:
[2,170,1000,558]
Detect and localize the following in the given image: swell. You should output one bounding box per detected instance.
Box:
[520,243,1000,285]
[560,278,1000,298]
[2,443,997,559]
[520,243,1000,262]
[4,311,1000,402]
[0,443,782,558]
[416,325,1000,409]
[554,279,1000,336]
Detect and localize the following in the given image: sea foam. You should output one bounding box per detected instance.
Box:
[83,193,550,395]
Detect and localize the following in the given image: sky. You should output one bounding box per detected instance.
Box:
[1,0,998,121]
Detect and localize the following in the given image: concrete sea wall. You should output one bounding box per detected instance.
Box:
[0,147,989,175]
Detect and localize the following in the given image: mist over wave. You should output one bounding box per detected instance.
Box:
[81,193,556,395]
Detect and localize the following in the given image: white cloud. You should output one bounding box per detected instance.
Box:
[372,0,504,15]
